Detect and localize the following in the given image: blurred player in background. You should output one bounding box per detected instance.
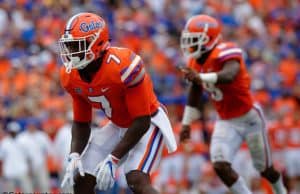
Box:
[54,111,73,193]
[58,12,177,194]
[283,116,300,192]
[179,15,287,194]
[0,122,33,192]
[18,119,52,192]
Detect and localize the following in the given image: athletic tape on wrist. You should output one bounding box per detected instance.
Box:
[199,73,218,83]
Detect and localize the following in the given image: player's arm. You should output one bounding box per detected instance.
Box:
[186,82,203,108]
[195,59,241,84]
[111,74,152,160]
[215,60,240,84]
[180,59,240,85]
[180,82,203,142]
[69,94,92,154]
[60,69,92,154]
[60,93,92,187]
[94,64,153,190]
[70,121,91,154]
[111,115,150,160]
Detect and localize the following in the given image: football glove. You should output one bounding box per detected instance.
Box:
[61,152,85,188]
[94,154,119,191]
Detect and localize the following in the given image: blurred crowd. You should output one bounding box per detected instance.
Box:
[0,0,299,194]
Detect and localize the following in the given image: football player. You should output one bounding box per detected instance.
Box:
[58,12,177,194]
[179,15,287,194]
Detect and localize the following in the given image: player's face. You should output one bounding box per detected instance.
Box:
[60,39,87,61]
[59,37,96,72]
[189,37,199,52]
[181,34,208,58]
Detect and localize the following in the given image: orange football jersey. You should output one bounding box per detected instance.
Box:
[60,47,159,128]
[188,42,253,119]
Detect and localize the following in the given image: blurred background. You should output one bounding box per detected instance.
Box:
[0,0,299,194]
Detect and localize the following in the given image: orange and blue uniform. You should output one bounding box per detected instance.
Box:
[60,47,159,127]
[188,42,253,119]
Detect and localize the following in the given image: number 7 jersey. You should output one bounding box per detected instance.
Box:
[60,47,159,128]
[188,42,253,119]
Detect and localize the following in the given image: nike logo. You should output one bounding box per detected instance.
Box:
[101,87,109,92]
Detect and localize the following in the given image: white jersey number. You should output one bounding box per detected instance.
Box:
[203,83,223,101]
[88,96,112,118]
[106,54,121,64]
[88,54,120,118]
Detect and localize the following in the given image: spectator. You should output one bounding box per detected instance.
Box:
[0,0,299,193]
[0,121,33,192]
[53,112,72,193]
[18,119,52,192]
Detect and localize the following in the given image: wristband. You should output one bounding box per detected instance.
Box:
[68,152,80,161]
[182,106,201,125]
[199,73,218,84]
[110,154,120,164]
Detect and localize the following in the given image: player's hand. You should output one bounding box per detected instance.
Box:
[94,154,119,191]
[180,125,191,142]
[61,152,85,188]
[180,67,202,85]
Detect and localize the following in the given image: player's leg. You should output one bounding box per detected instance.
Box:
[285,148,300,192]
[126,170,158,194]
[260,166,285,192]
[232,148,258,185]
[247,106,287,194]
[124,125,164,194]
[5,178,17,192]
[210,120,251,194]
[75,122,121,194]
[73,173,96,194]
[19,174,34,193]
[33,166,50,192]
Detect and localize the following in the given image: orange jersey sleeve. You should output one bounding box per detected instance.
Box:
[119,51,158,118]
[125,75,152,118]
[214,42,243,65]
